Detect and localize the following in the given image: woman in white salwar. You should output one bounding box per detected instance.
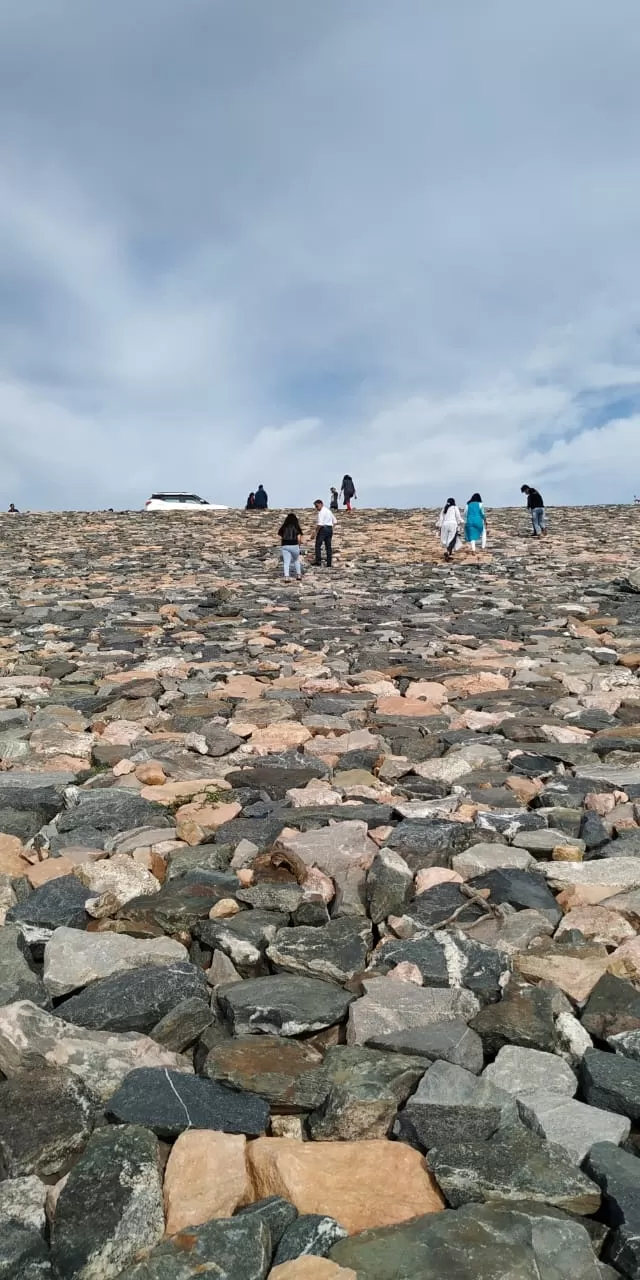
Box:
[436,498,463,561]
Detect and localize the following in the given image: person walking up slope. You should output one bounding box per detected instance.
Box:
[278,512,303,583]
[340,474,356,513]
[465,493,487,552]
[436,498,462,560]
[521,484,546,536]
[314,498,336,566]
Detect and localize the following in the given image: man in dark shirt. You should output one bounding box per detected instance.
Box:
[254,485,268,510]
[521,485,546,536]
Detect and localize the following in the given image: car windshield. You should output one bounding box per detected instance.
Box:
[151,493,207,503]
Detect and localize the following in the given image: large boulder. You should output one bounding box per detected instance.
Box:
[51,1125,164,1280]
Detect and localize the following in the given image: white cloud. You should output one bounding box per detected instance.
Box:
[0,0,639,509]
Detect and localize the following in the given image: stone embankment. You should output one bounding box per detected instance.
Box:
[0,504,639,1278]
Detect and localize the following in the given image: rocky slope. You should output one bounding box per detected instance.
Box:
[0,504,640,1278]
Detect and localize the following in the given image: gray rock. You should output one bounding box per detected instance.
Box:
[165,847,237,881]
[218,974,354,1037]
[236,882,305,914]
[371,929,510,1004]
[512,829,585,854]
[398,1060,517,1151]
[117,1215,271,1279]
[469,869,562,920]
[267,917,372,984]
[483,1046,577,1098]
[427,1126,601,1215]
[7,875,92,932]
[608,1028,640,1062]
[0,1175,51,1280]
[386,818,473,871]
[0,1068,94,1179]
[517,1092,630,1164]
[365,1019,485,1073]
[43,927,189,997]
[196,910,289,977]
[203,1035,327,1111]
[55,961,209,1033]
[347,976,480,1046]
[307,1045,426,1140]
[584,1142,640,1280]
[104,1066,269,1138]
[0,923,49,1008]
[149,997,215,1052]
[407,882,487,928]
[273,1214,348,1266]
[470,985,557,1054]
[580,1048,640,1122]
[0,999,193,1101]
[452,843,537,878]
[0,769,74,841]
[51,1125,164,1280]
[331,1202,602,1279]
[542,859,640,892]
[581,973,640,1040]
[234,1195,297,1248]
[55,789,172,850]
[117,879,237,932]
[365,848,412,923]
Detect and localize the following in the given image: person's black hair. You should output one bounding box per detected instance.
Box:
[278,512,302,537]
[469,492,482,503]
[521,484,530,493]
[443,497,456,511]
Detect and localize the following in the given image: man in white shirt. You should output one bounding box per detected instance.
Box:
[313,498,336,567]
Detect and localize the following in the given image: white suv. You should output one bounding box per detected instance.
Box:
[144,492,228,512]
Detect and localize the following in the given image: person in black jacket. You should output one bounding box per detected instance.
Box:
[340,474,356,513]
[254,484,268,510]
[278,512,303,582]
[521,485,546,536]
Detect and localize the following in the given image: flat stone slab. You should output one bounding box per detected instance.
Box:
[43,926,189,996]
[452,843,537,878]
[219,975,354,1037]
[482,1046,577,1098]
[0,1067,95,1178]
[347,977,480,1046]
[54,960,209,1033]
[542,858,640,891]
[331,1202,603,1280]
[427,1126,601,1215]
[117,1215,272,1279]
[516,1091,630,1163]
[105,1066,269,1138]
[399,1060,516,1151]
[365,1020,484,1074]
[0,999,193,1101]
[512,829,585,853]
[51,1124,164,1280]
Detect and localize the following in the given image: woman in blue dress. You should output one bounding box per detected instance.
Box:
[464,492,487,552]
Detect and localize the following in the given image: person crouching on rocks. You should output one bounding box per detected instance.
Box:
[278,512,303,584]
[436,498,462,560]
[465,493,487,552]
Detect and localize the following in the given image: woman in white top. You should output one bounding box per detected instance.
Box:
[436,498,463,560]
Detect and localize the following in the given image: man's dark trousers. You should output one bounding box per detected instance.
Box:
[315,527,333,566]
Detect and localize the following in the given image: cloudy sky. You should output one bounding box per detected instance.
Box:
[1,0,639,510]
